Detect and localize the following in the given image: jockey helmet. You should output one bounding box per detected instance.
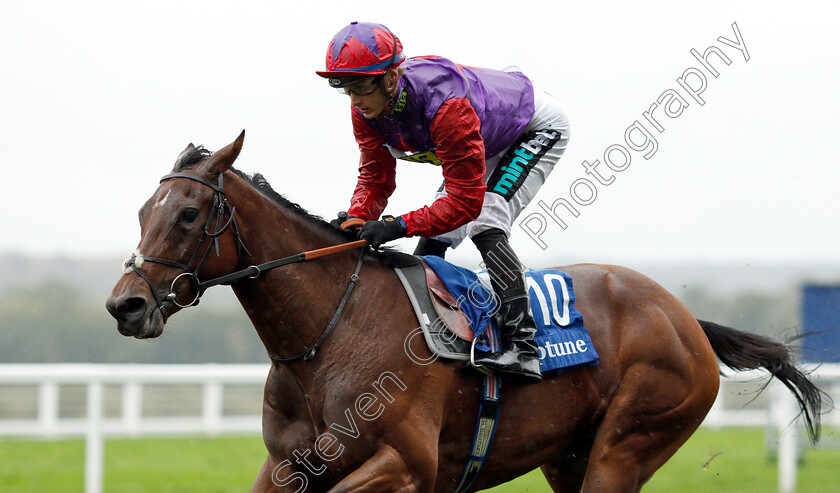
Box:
[316,22,405,86]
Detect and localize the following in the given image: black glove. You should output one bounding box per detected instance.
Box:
[329,211,355,228]
[329,211,359,238]
[358,215,408,249]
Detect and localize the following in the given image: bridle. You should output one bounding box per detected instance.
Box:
[122,172,250,318]
[122,171,368,363]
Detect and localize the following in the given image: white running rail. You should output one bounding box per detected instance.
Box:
[0,364,267,493]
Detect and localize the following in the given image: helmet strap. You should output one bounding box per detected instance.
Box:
[383,74,403,116]
[382,33,403,115]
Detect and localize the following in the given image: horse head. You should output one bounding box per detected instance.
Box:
[106,131,246,338]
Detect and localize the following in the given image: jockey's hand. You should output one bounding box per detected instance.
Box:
[358,215,407,249]
[329,211,355,229]
[329,211,360,238]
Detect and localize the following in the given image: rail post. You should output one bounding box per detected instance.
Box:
[85,381,104,493]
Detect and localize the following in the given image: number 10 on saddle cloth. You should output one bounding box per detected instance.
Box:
[422,256,599,374]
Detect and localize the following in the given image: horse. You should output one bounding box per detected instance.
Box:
[106,132,824,492]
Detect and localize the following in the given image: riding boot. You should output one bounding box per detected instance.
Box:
[471,229,542,383]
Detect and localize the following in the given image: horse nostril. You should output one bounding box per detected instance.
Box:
[112,296,147,321]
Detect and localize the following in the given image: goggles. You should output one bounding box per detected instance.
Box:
[328,75,384,96]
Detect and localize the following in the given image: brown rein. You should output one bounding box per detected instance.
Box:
[305,239,368,260]
[197,238,368,290]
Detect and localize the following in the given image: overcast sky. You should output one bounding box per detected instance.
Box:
[1,1,838,269]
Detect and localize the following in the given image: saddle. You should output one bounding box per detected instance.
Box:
[389,253,500,362]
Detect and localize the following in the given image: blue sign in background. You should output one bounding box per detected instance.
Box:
[801,285,840,363]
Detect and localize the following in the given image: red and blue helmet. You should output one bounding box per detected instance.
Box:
[316,22,405,80]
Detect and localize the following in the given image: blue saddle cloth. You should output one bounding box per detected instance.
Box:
[422,256,599,374]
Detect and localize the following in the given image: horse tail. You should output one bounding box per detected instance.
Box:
[697,319,826,444]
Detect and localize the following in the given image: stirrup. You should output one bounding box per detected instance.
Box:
[469,336,493,377]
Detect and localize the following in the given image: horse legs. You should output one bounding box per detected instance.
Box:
[540,424,596,493]
[325,444,437,493]
[248,448,429,493]
[252,456,277,492]
[251,454,301,493]
[578,368,717,492]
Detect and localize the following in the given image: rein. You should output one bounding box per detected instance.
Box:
[122,171,369,363]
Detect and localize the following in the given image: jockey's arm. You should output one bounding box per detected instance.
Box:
[347,108,397,221]
[401,97,487,238]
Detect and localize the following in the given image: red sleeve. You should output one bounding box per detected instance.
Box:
[401,97,486,237]
[346,108,397,221]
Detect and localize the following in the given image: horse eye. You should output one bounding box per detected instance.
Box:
[182,209,198,222]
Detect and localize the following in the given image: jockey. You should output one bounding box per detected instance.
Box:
[317,22,570,383]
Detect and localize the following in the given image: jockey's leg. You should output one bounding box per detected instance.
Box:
[471,228,542,382]
[464,87,569,382]
[422,85,569,384]
[432,84,570,254]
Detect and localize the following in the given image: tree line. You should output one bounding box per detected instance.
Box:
[0,282,266,363]
[0,280,802,364]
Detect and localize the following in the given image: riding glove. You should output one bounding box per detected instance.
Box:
[329,211,360,238]
[358,215,407,249]
[329,211,355,228]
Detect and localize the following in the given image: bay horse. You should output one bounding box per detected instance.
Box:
[106,132,823,492]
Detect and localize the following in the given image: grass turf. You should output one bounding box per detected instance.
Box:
[1,428,838,492]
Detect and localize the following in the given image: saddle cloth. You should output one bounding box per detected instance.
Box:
[392,254,599,374]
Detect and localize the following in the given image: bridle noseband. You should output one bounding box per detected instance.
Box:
[122,171,368,363]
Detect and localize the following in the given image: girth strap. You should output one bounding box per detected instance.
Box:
[453,373,502,493]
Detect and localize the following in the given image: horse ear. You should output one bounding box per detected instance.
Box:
[172,143,197,171]
[201,130,245,179]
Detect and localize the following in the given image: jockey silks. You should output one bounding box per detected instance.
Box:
[365,56,535,158]
[347,56,536,238]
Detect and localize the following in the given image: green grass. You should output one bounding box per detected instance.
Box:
[1,429,838,492]
[0,436,267,493]
[486,428,840,493]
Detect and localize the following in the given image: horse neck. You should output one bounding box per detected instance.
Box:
[222,172,363,359]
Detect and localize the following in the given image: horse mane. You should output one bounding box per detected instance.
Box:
[229,168,339,235]
[175,144,397,260]
[174,145,213,171]
[233,168,404,261]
